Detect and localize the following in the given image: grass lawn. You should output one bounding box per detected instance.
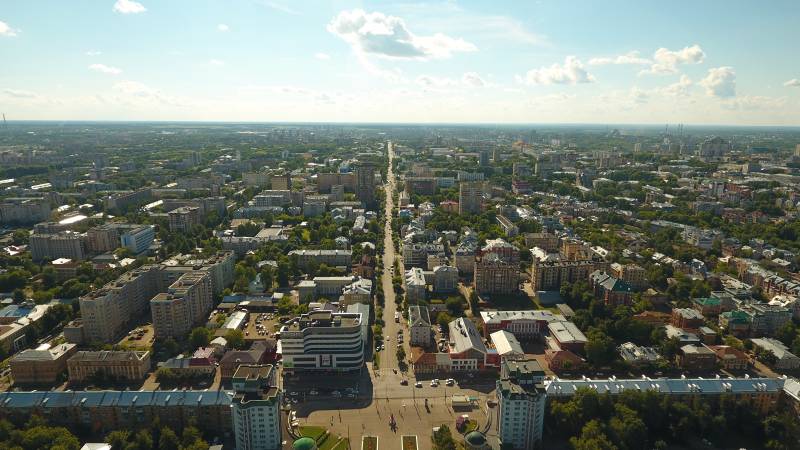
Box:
[362,436,378,450]
[299,425,327,441]
[319,434,349,450]
[485,292,536,310]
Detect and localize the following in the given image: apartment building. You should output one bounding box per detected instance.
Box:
[30,231,86,262]
[589,270,634,306]
[168,206,200,232]
[408,305,432,347]
[10,343,78,385]
[288,249,352,270]
[405,268,427,302]
[610,263,648,290]
[432,265,458,293]
[0,389,233,436]
[0,198,51,224]
[67,350,151,383]
[474,254,519,295]
[79,265,162,343]
[151,271,213,340]
[317,172,355,193]
[459,181,485,215]
[455,241,478,276]
[231,365,282,450]
[496,359,547,450]
[242,171,271,188]
[480,238,520,264]
[354,162,377,209]
[530,258,609,292]
[86,225,120,253]
[280,310,364,373]
[496,215,519,237]
[524,232,559,253]
[120,225,155,254]
[271,172,292,190]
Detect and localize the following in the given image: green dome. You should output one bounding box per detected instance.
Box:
[293,437,317,450]
[465,431,486,446]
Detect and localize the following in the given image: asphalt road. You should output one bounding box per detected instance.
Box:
[377,140,406,375]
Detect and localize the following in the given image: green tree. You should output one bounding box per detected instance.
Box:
[570,420,618,450]
[225,329,246,349]
[190,327,212,348]
[431,424,457,450]
[586,331,616,366]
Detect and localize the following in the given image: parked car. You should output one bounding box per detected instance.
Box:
[415,381,422,388]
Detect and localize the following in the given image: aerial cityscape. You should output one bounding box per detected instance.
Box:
[2,1,800,450]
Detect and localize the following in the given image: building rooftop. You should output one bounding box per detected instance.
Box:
[480,310,565,325]
[448,318,486,355]
[548,321,588,345]
[546,376,784,397]
[490,330,523,356]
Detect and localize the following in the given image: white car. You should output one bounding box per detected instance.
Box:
[430,380,439,387]
[415,381,422,388]
[446,378,455,386]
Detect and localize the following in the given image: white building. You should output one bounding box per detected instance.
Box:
[496,359,546,450]
[120,225,155,254]
[280,310,364,373]
[408,305,432,347]
[231,365,282,450]
[405,268,427,302]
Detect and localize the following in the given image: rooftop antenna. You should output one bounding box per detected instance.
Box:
[2,113,6,131]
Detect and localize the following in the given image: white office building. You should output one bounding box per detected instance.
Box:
[280,310,364,373]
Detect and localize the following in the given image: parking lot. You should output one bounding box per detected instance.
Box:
[116,323,154,350]
[243,311,278,341]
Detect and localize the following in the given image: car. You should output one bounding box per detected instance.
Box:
[415,381,422,388]
[331,390,341,396]
[400,379,408,385]
[446,378,455,386]
[430,380,439,387]
[309,390,319,396]
[397,343,402,348]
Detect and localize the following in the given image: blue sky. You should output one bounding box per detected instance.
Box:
[1,0,799,124]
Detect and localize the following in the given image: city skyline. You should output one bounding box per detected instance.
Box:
[1,0,799,124]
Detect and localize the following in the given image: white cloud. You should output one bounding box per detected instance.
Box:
[209,59,225,66]
[722,95,787,110]
[3,88,38,99]
[327,9,477,60]
[661,75,693,97]
[521,56,595,85]
[700,66,736,98]
[85,50,102,56]
[589,51,651,66]
[630,87,649,104]
[113,0,146,14]
[88,63,122,75]
[315,52,331,60]
[217,24,229,32]
[784,78,800,87]
[263,2,300,15]
[642,44,705,74]
[0,20,19,37]
[415,75,457,88]
[461,72,486,87]
[415,72,488,90]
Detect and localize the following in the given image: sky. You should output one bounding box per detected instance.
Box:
[1,0,799,125]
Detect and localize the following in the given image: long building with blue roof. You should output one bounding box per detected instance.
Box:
[0,389,234,436]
